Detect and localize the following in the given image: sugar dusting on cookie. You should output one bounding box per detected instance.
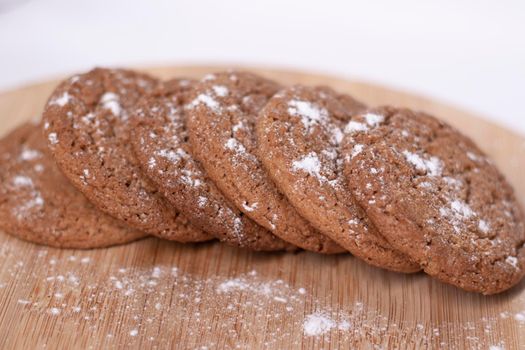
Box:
[287,99,329,132]
[342,107,525,292]
[100,92,122,117]
[9,174,44,220]
[49,92,72,107]
[402,150,443,177]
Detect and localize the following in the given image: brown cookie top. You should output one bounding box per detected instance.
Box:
[185,71,343,253]
[342,106,525,294]
[0,123,147,248]
[257,86,419,272]
[41,68,211,242]
[130,79,293,251]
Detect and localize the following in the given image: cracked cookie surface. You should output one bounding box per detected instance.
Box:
[185,71,343,253]
[130,79,293,251]
[0,123,147,248]
[257,86,419,271]
[42,68,211,242]
[342,106,525,294]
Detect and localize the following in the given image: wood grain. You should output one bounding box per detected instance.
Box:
[0,66,523,350]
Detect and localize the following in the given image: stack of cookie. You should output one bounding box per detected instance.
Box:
[0,68,523,295]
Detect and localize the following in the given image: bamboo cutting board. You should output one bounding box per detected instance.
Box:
[0,66,524,350]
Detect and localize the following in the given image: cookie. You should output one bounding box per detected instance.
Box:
[0,123,147,248]
[185,71,344,253]
[130,79,293,251]
[257,86,419,272]
[341,106,525,294]
[41,68,211,242]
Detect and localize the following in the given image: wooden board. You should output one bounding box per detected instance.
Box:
[0,66,524,350]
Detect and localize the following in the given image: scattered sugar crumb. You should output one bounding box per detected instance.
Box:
[467,152,480,162]
[12,175,33,187]
[402,150,443,177]
[505,256,519,269]
[287,100,328,131]
[345,121,368,134]
[292,152,322,180]
[212,85,228,97]
[338,320,351,331]
[49,307,61,315]
[100,92,121,116]
[489,345,503,350]
[20,149,41,161]
[50,92,71,107]
[242,202,258,212]
[188,93,220,111]
[152,267,162,278]
[224,138,247,154]
[350,144,364,159]
[450,200,475,219]
[303,313,336,336]
[48,133,58,145]
[514,312,525,322]
[363,113,384,127]
[0,247,516,348]
[197,196,207,208]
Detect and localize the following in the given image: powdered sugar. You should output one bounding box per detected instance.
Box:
[187,93,220,111]
[488,345,504,350]
[148,157,156,169]
[287,100,329,132]
[505,256,519,269]
[363,113,384,127]
[197,196,208,208]
[331,127,344,145]
[202,73,216,81]
[212,85,229,97]
[402,150,443,177]
[100,92,122,116]
[49,307,61,315]
[156,148,188,164]
[19,149,41,161]
[467,151,481,162]
[232,120,246,133]
[224,138,248,155]
[0,246,518,348]
[13,175,33,187]
[10,175,44,219]
[478,220,490,234]
[50,92,72,107]
[450,200,475,219]
[344,121,368,134]
[292,152,322,180]
[343,112,385,135]
[303,312,336,336]
[232,217,243,238]
[439,200,475,232]
[242,202,258,212]
[48,132,58,145]
[350,144,364,159]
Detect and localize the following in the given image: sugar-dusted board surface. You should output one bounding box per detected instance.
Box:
[0,66,524,350]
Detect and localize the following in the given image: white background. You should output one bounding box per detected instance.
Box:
[0,0,524,134]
